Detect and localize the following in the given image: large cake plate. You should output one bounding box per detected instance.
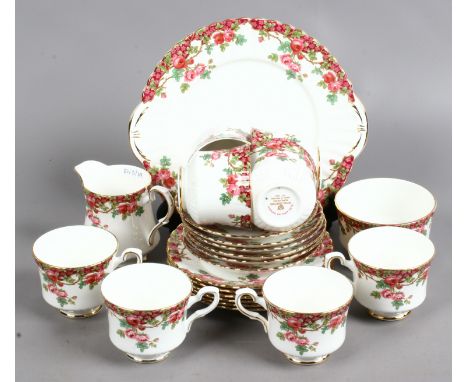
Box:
[129,17,368,206]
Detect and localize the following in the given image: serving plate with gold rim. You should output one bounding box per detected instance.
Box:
[129,17,368,207]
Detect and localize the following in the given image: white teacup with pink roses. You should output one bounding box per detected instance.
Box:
[325,226,435,321]
[33,225,143,318]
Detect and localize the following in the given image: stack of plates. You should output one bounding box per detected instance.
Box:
[166,202,334,310]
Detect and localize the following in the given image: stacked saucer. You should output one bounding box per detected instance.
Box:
[166,202,334,310]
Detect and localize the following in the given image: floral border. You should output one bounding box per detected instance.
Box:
[36,257,111,307]
[84,188,146,229]
[338,211,434,237]
[138,17,357,205]
[267,301,350,355]
[200,144,251,227]
[105,298,188,353]
[354,259,431,310]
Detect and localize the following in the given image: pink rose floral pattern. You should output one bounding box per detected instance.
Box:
[106,299,188,353]
[318,155,354,206]
[250,129,318,179]
[138,18,359,208]
[143,157,177,191]
[142,18,354,104]
[354,259,431,310]
[268,302,350,355]
[84,188,146,229]
[200,144,252,228]
[338,211,434,237]
[36,258,111,307]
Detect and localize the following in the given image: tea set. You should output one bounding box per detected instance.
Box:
[32,17,437,365]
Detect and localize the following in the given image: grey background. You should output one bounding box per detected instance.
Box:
[16,0,451,381]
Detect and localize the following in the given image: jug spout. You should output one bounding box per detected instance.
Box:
[74,160,107,183]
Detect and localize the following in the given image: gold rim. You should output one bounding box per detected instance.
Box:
[285,354,329,365]
[180,203,321,240]
[182,215,323,248]
[59,305,102,318]
[368,310,411,321]
[335,179,437,227]
[184,231,327,271]
[126,352,170,364]
[183,215,326,255]
[32,227,119,271]
[348,251,435,273]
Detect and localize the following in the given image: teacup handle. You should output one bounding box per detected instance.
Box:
[185,286,220,333]
[147,186,175,246]
[325,252,357,283]
[107,248,144,273]
[235,288,268,333]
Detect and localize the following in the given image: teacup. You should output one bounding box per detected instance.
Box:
[250,129,318,231]
[334,178,436,248]
[182,136,252,228]
[235,266,353,365]
[325,226,435,321]
[33,225,143,318]
[101,263,220,363]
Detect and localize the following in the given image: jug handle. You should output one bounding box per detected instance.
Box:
[147,186,175,246]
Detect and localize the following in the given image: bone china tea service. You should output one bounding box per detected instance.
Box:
[31,16,439,367]
[325,226,435,320]
[101,263,219,363]
[33,225,143,318]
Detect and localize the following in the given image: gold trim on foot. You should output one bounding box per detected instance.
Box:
[284,353,329,365]
[368,310,411,321]
[59,305,102,319]
[126,352,170,364]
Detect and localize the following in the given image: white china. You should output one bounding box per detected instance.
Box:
[129,17,367,206]
[249,128,318,231]
[101,263,220,363]
[182,136,251,227]
[235,266,353,364]
[33,225,143,318]
[325,226,435,320]
[167,225,332,289]
[335,178,436,248]
[75,160,174,255]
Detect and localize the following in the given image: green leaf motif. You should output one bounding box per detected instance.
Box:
[392,300,404,310]
[180,83,190,93]
[268,53,278,62]
[312,67,323,75]
[295,345,308,355]
[206,43,214,55]
[220,43,228,52]
[375,280,387,289]
[188,45,198,54]
[135,206,144,217]
[220,193,232,205]
[327,93,338,105]
[235,34,247,45]
[277,332,285,341]
[278,41,292,53]
[200,70,211,79]
[136,342,149,353]
[370,291,381,299]
[119,318,132,328]
[172,68,184,82]
[117,329,125,338]
[286,70,296,80]
[160,156,171,167]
